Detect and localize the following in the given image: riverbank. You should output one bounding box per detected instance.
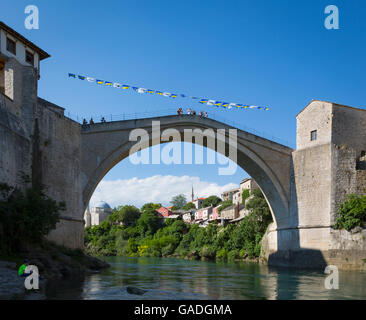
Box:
[0,241,110,300]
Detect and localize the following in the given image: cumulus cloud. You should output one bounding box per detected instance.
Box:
[90,175,239,209]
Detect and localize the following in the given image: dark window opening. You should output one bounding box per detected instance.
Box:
[0,60,4,95]
[26,50,34,66]
[310,130,317,141]
[357,151,366,170]
[6,38,16,55]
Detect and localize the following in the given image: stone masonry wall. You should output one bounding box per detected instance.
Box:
[292,143,332,230]
[34,100,83,248]
[0,95,31,190]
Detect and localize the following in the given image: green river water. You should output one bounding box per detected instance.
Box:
[43,256,366,300]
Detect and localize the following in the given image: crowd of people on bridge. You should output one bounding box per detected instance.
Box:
[82,116,107,127]
[177,107,208,118]
[82,107,208,128]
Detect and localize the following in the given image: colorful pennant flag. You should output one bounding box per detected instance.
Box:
[68,72,269,111]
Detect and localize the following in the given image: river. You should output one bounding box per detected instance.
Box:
[41,256,366,300]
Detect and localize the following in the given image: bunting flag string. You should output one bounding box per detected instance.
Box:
[68,73,269,111]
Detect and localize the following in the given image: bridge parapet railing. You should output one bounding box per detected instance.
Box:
[67,108,293,147]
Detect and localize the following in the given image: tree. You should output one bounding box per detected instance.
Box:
[111,205,140,226]
[182,202,196,211]
[137,209,163,236]
[0,183,64,253]
[202,196,222,208]
[141,203,162,213]
[170,194,187,209]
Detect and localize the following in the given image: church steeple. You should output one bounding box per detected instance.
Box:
[191,185,194,202]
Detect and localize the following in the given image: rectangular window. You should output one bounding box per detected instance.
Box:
[311,130,317,141]
[26,50,34,66]
[6,38,16,55]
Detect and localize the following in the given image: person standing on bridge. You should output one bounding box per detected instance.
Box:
[204,111,208,118]
[187,108,192,115]
[89,118,94,125]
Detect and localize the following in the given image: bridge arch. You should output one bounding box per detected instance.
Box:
[81,115,293,228]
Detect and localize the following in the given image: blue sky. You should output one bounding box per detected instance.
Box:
[2,0,366,207]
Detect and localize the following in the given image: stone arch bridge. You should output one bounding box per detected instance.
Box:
[81,115,294,233]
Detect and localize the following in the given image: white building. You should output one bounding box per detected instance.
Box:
[84,201,113,227]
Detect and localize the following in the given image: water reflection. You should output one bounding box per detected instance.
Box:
[43,257,366,300]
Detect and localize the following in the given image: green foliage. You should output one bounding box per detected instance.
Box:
[137,210,163,236]
[242,189,250,205]
[108,205,140,226]
[170,194,187,209]
[84,187,273,261]
[182,202,196,211]
[334,194,366,231]
[227,249,240,261]
[202,196,222,208]
[217,200,232,213]
[216,248,228,261]
[141,203,162,213]
[0,184,64,254]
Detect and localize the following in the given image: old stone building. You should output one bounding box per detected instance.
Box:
[295,101,366,241]
[262,100,366,269]
[221,188,239,202]
[220,204,245,221]
[0,22,84,248]
[238,178,259,203]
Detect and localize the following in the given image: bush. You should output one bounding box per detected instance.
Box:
[216,248,228,261]
[334,194,366,231]
[109,205,140,226]
[0,183,64,254]
[227,249,240,261]
[200,246,216,259]
[182,202,196,211]
[202,196,222,208]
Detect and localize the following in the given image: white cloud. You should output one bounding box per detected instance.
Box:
[89,175,239,209]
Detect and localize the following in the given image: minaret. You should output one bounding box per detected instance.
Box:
[191,185,194,202]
